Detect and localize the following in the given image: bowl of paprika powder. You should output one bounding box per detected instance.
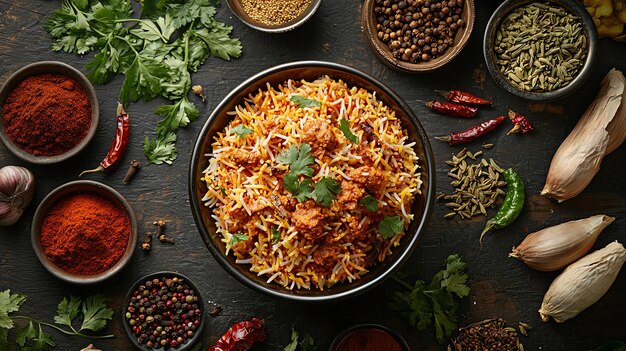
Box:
[0,61,99,164]
[31,180,137,284]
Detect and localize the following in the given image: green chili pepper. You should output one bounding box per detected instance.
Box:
[480,168,525,243]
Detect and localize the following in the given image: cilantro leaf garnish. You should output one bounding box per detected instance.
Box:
[339,118,358,144]
[378,216,404,239]
[282,327,317,351]
[53,296,81,329]
[283,173,313,202]
[290,96,322,108]
[277,144,315,177]
[312,177,341,207]
[272,226,281,244]
[80,294,114,332]
[283,328,299,351]
[220,187,227,196]
[299,334,317,351]
[229,233,249,246]
[144,132,177,165]
[390,254,470,343]
[359,195,378,212]
[232,124,253,138]
[0,290,26,329]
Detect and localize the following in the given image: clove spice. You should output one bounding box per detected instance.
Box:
[155,219,174,244]
[123,159,141,184]
[192,85,206,102]
[141,232,153,252]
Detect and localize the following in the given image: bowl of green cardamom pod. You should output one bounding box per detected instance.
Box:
[483,0,597,101]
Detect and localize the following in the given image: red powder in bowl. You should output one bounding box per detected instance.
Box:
[335,327,405,351]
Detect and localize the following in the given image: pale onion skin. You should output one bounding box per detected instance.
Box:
[539,241,626,323]
[510,215,615,271]
[0,166,35,226]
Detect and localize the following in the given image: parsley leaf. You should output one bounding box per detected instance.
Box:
[272,226,281,244]
[119,55,169,105]
[300,334,317,351]
[144,132,177,165]
[192,26,242,61]
[339,118,358,143]
[282,328,317,351]
[232,124,253,138]
[290,95,322,108]
[0,290,26,329]
[359,195,378,212]
[283,328,299,351]
[378,216,404,239]
[155,96,200,136]
[30,324,55,351]
[283,173,313,202]
[390,254,470,343]
[15,321,37,347]
[312,177,341,207]
[80,294,113,332]
[277,144,315,177]
[229,233,249,246]
[130,15,177,42]
[53,296,81,329]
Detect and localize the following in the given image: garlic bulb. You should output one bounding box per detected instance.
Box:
[510,215,614,271]
[539,241,626,323]
[0,166,35,226]
[541,69,626,202]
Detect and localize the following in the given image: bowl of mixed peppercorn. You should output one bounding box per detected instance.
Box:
[362,0,475,73]
[122,272,205,350]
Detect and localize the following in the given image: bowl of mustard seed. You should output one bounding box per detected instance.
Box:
[227,0,322,33]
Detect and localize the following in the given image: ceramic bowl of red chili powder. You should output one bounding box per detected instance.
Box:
[0,61,98,164]
[31,180,137,284]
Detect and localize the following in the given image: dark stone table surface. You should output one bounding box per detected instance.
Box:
[0,0,625,350]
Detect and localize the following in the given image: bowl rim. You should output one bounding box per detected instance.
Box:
[329,323,410,351]
[482,0,598,101]
[188,60,436,302]
[361,0,476,73]
[0,61,99,164]
[31,180,137,284]
[226,0,322,33]
[120,271,206,351]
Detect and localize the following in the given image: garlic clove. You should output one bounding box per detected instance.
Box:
[539,241,626,323]
[0,166,35,226]
[510,215,615,271]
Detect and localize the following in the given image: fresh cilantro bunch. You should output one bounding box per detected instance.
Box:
[282,327,317,351]
[0,290,114,351]
[45,0,242,164]
[390,254,470,343]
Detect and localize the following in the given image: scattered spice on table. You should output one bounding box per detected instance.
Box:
[425,101,478,118]
[374,0,466,63]
[334,327,404,351]
[208,317,266,351]
[126,276,202,349]
[123,160,141,184]
[480,168,525,243]
[436,89,493,106]
[494,2,587,92]
[507,110,533,135]
[450,318,523,351]
[40,193,130,275]
[2,74,92,156]
[240,0,311,26]
[435,116,506,145]
[438,149,506,219]
[80,103,130,177]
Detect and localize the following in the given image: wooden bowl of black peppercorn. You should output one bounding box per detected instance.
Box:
[361,0,475,73]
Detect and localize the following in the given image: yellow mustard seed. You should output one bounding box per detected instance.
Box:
[240,0,312,26]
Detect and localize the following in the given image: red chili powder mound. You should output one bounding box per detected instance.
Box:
[40,193,130,275]
[2,73,92,156]
[336,328,405,351]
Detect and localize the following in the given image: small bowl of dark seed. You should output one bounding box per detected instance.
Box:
[362,0,476,73]
[483,0,598,101]
[122,272,205,350]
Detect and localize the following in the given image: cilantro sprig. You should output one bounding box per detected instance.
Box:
[378,215,404,239]
[390,254,470,343]
[229,233,249,246]
[290,96,322,108]
[0,290,114,351]
[277,144,315,177]
[359,194,378,212]
[232,124,253,138]
[45,0,242,165]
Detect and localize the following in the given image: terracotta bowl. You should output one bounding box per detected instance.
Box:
[121,272,205,351]
[227,0,322,33]
[483,0,598,101]
[189,61,435,302]
[361,0,475,73]
[31,180,137,285]
[0,61,99,164]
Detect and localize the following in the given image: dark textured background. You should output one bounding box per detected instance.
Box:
[0,1,625,350]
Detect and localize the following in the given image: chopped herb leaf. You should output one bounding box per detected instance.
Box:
[339,118,358,144]
[283,328,298,351]
[144,132,177,165]
[378,216,404,239]
[359,195,378,212]
[79,294,114,332]
[220,187,227,196]
[277,144,315,177]
[290,95,322,108]
[299,334,317,351]
[232,124,253,138]
[272,226,281,244]
[312,177,341,207]
[282,327,317,351]
[229,233,248,246]
[283,173,313,202]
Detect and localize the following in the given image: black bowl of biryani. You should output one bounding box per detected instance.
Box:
[189,61,435,302]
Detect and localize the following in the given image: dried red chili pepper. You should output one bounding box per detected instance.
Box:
[435,116,506,145]
[436,89,494,106]
[507,110,533,135]
[208,317,267,351]
[425,101,478,118]
[80,103,130,176]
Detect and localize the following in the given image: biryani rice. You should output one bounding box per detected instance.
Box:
[201,76,422,290]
